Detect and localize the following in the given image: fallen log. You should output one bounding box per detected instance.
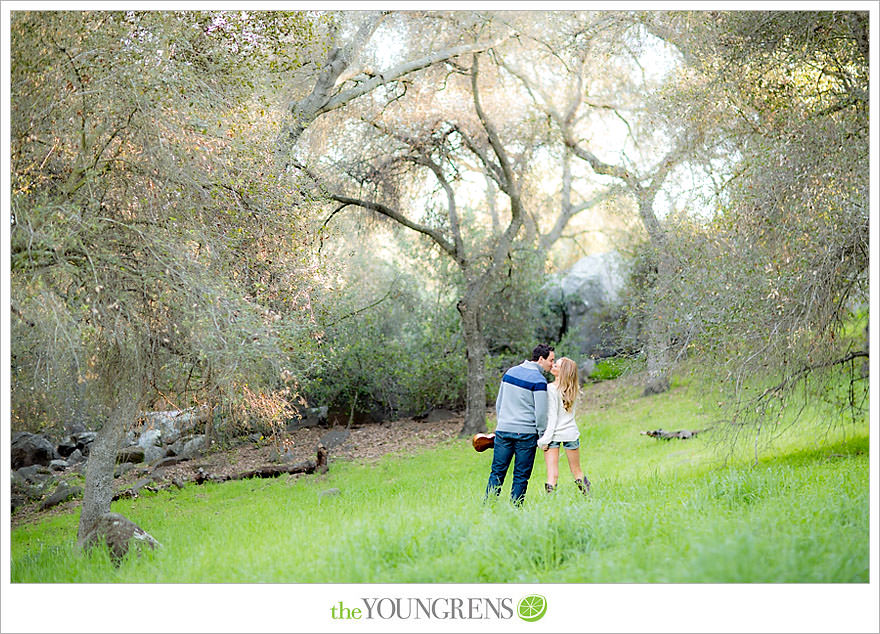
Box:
[641,428,702,440]
[113,481,166,501]
[227,461,313,480]
[114,444,330,498]
[220,444,329,481]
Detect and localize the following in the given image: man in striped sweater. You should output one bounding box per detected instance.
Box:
[485,344,555,505]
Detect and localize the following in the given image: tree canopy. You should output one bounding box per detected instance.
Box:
[7,9,871,501]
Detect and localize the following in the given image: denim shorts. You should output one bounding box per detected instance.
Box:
[546,439,580,450]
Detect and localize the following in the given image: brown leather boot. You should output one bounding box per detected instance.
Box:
[575,476,591,495]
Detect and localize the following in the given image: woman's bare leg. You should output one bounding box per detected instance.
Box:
[543,447,560,487]
[564,447,584,480]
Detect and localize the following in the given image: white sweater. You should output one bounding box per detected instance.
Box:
[537,383,579,446]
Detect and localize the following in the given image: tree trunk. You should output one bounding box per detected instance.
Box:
[77,399,136,541]
[457,297,489,436]
[204,402,215,451]
[643,251,673,396]
[643,315,672,395]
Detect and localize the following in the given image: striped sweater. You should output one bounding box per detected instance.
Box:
[494,360,548,436]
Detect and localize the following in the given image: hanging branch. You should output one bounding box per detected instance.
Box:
[324,194,457,258]
[323,283,399,328]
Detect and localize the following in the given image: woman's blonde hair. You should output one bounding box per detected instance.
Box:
[556,357,580,412]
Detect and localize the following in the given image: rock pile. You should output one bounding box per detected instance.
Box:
[10,406,215,514]
[11,404,337,515]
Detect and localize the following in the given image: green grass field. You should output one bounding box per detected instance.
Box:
[11,377,869,583]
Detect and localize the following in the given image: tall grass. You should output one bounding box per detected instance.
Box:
[11,378,869,583]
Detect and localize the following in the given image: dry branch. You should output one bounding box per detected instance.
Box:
[640,428,704,440]
[112,445,329,499]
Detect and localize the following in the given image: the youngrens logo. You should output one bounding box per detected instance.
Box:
[329,595,547,622]
[516,595,547,622]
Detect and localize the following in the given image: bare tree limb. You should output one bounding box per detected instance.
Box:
[277,12,388,157]
[471,54,517,195]
[412,154,466,264]
[539,184,621,252]
[566,139,638,187]
[326,40,509,114]
[323,282,399,328]
[469,53,524,288]
[450,123,505,187]
[324,194,457,258]
[318,203,349,252]
[278,21,510,162]
[755,351,869,403]
[349,117,466,264]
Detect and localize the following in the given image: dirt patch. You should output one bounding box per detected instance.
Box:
[11,415,469,529]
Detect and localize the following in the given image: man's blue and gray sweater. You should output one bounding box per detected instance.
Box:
[494,360,548,436]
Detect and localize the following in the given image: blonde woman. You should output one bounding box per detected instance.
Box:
[537,357,591,495]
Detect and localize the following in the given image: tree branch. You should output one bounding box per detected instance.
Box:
[471,53,517,194]
[566,138,637,187]
[353,117,466,264]
[450,123,505,187]
[644,142,689,200]
[324,194,457,258]
[412,154,465,264]
[317,203,349,252]
[325,40,508,114]
[755,351,869,404]
[502,58,638,185]
[468,53,525,293]
[278,27,508,161]
[540,184,621,252]
[277,12,389,159]
[323,282,398,328]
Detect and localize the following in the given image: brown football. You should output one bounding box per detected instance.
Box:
[472,433,495,452]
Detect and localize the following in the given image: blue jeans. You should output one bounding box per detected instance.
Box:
[485,430,538,505]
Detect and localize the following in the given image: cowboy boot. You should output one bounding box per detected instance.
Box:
[575,476,591,495]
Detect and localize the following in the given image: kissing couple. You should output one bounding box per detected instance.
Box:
[479,344,591,505]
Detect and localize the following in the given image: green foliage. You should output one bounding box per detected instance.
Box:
[481,248,552,356]
[483,352,528,406]
[398,324,467,415]
[608,238,655,350]
[625,10,871,428]
[10,10,326,435]
[11,380,868,583]
[590,358,626,382]
[396,223,553,357]
[306,203,558,420]
[304,268,467,420]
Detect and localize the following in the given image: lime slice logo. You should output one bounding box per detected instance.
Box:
[517,594,547,622]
